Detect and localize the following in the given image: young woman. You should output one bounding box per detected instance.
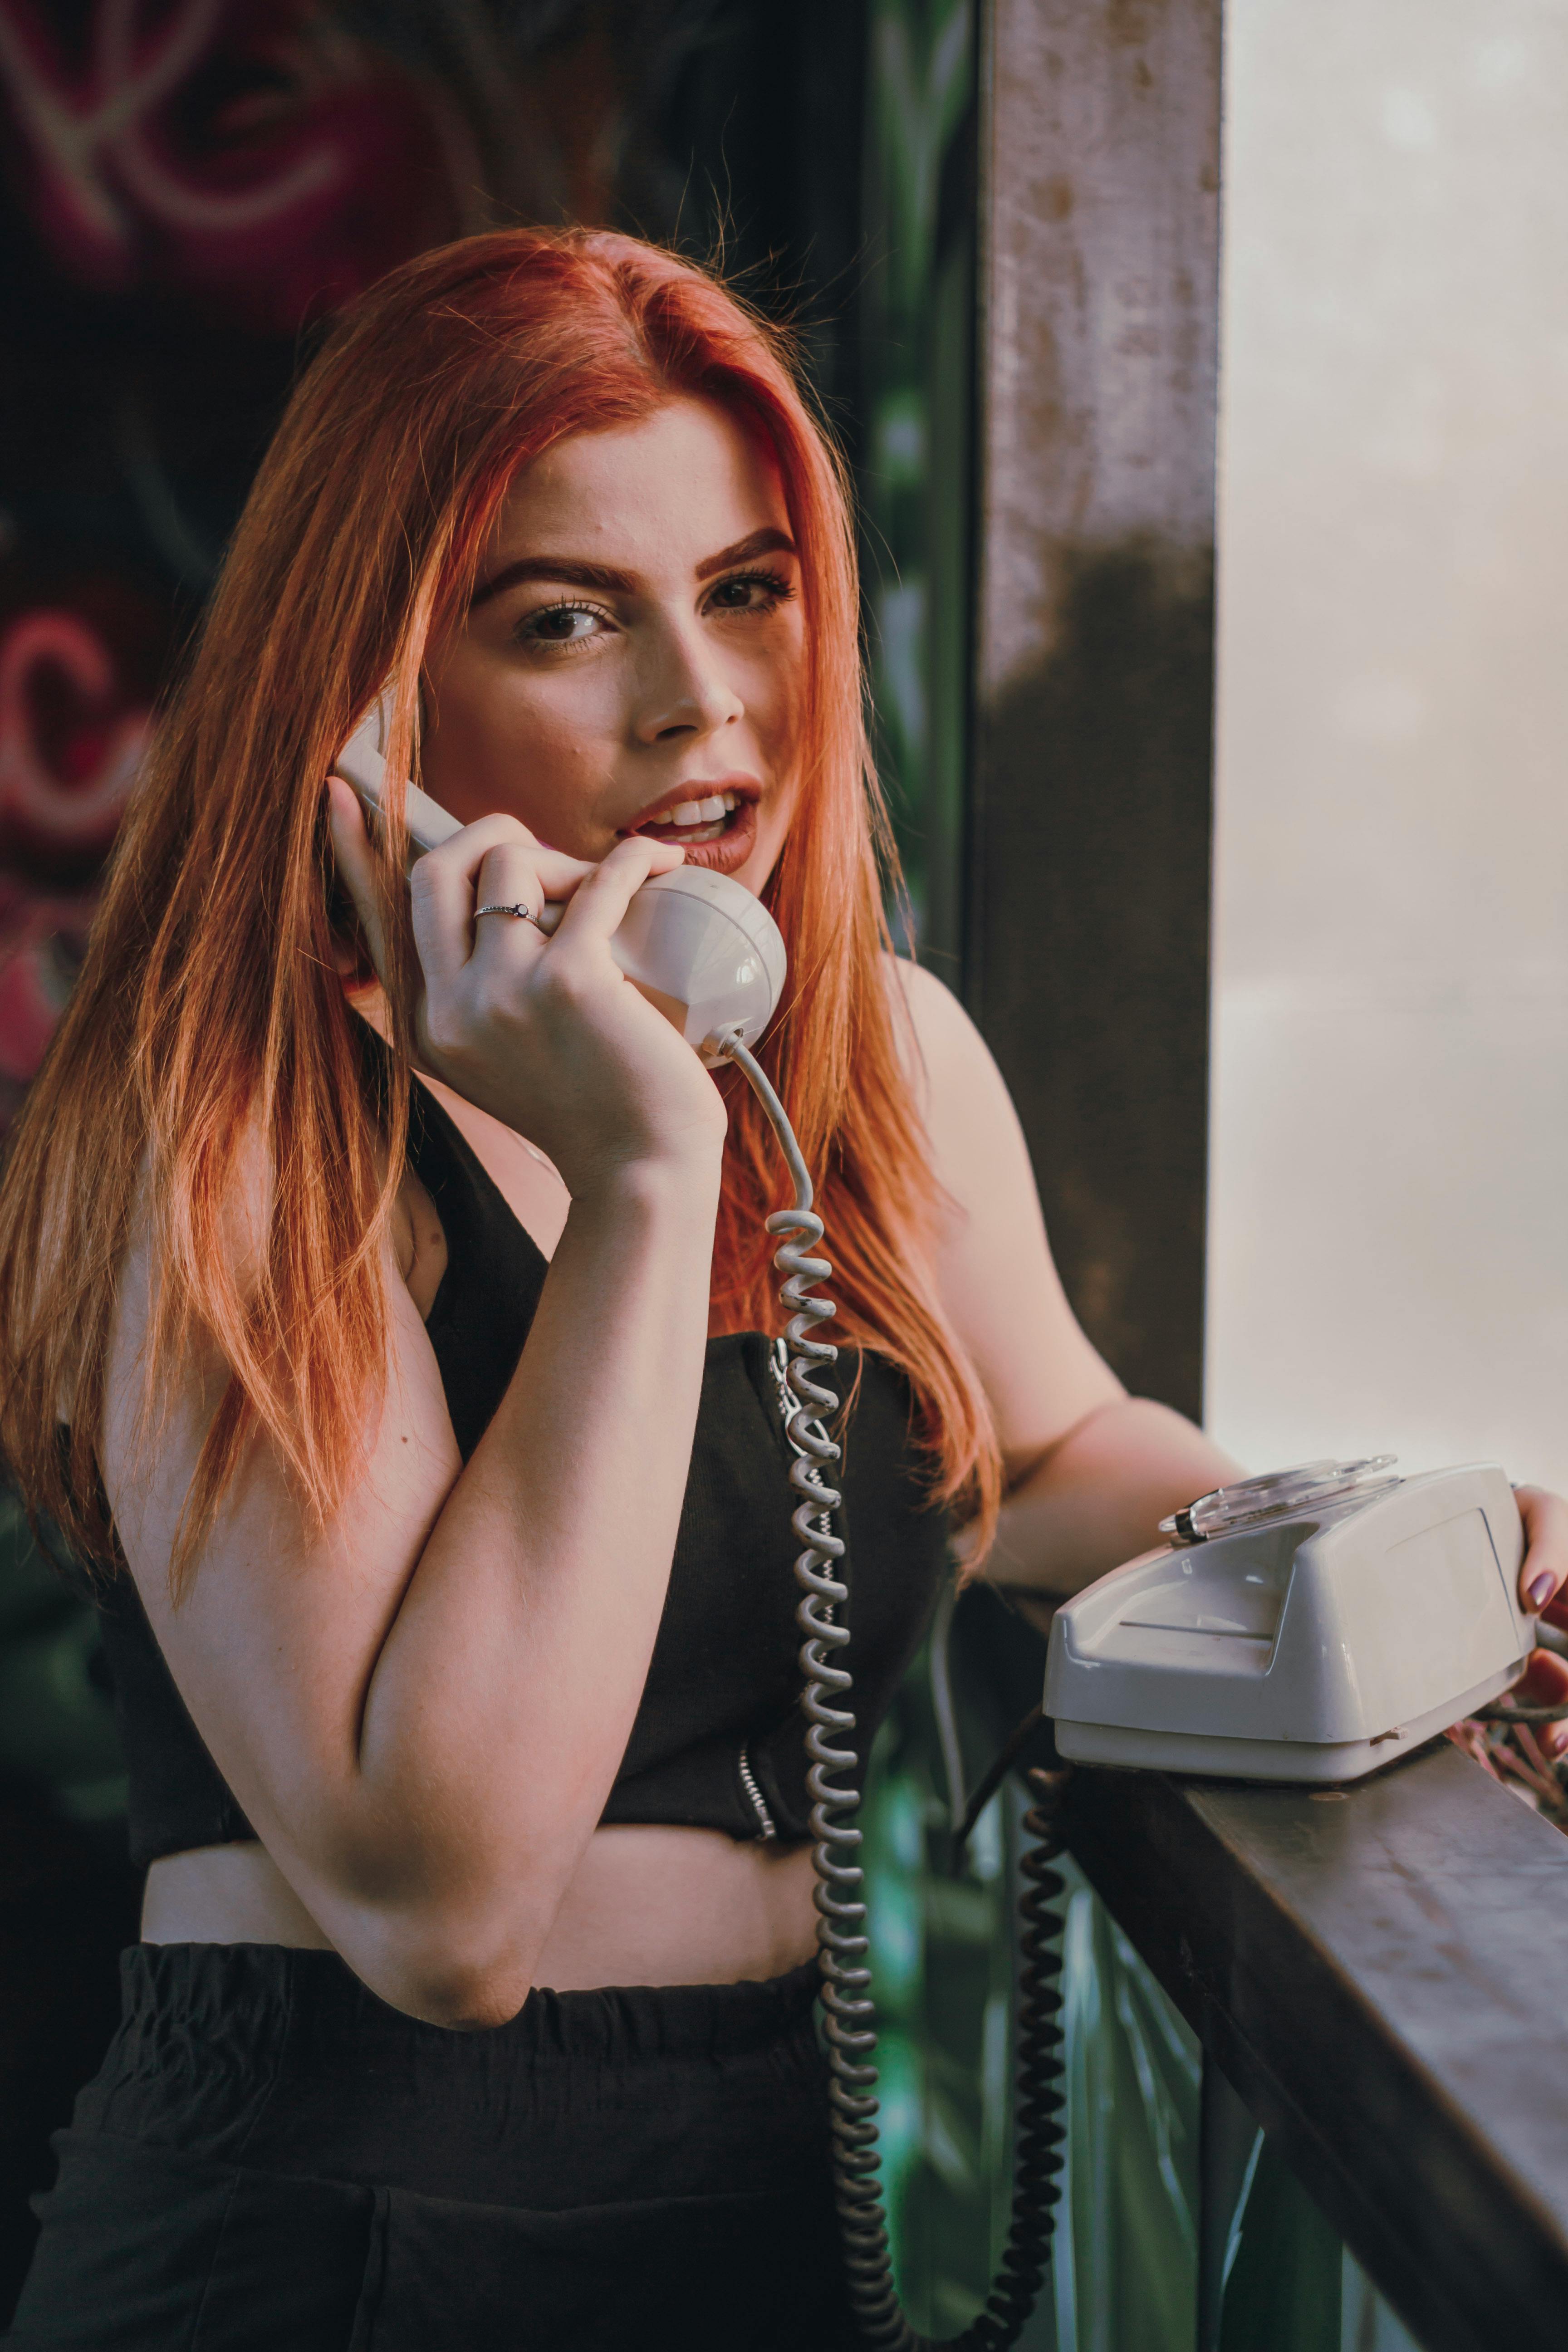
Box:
[1,229,1564,2352]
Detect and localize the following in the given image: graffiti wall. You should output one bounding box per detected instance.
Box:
[0,0,863,1124]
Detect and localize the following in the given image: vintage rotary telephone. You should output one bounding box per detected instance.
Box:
[339,691,1545,2350]
[1045,1457,1534,1779]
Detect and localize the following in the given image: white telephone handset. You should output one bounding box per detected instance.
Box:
[335,694,786,1065]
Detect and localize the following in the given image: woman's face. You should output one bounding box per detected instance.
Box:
[421,398,806,896]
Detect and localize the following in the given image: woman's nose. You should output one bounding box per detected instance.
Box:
[632,618,745,745]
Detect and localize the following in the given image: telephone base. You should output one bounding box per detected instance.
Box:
[1052,1655,1530,1784]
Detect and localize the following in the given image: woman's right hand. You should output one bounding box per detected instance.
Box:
[326,779,727,1194]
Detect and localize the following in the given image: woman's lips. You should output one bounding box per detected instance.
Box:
[624,793,759,877]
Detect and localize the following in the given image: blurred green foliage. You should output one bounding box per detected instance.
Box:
[861,0,975,965]
[862,1653,1020,2337]
[0,1490,124,1823]
[1053,1864,1201,2352]
[862,1618,1204,2349]
[1219,2131,1342,2352]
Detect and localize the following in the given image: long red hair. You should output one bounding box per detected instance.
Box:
[0,227,1000,1586]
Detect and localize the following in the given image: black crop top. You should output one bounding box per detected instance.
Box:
[92,1078,952,1870]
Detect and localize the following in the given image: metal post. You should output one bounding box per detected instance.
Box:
[969,0,1223,1416]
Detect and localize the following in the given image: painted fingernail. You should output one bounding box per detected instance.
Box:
[1529,1573,1556,1609]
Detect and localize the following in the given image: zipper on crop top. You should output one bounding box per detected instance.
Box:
[736,1743,777,1841]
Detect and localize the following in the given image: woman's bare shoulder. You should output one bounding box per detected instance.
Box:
[879,962,1122,1450]
[103,1108,436,1460]
[881,952,1005,1131]
[117,1107,437,1313]
[882,951,987,1036]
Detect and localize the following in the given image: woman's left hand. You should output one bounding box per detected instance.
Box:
[1508,1485,1568,1757]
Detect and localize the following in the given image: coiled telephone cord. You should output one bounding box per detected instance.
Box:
[720,1034,1071,2352]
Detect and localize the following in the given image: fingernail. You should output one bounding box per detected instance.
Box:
[1529,1573,1556,1609]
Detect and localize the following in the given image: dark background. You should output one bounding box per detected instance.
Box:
[0,0,869,1111]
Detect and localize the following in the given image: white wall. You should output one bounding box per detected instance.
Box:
[1206,0,1568,1490]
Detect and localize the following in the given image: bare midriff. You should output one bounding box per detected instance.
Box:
[140,1825,820,1997]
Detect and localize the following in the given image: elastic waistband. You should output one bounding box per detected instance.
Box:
[120,1941,821,2068]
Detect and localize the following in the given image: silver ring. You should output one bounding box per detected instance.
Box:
[474,900,545,928]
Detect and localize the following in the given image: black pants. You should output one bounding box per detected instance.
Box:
[6,1943,860,2351]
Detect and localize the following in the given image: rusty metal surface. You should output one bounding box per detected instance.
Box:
[969,0,1221,1415]
[1066,1743,1568,2352]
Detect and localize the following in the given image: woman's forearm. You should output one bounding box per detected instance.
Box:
[979,1396,1243,1600]
[331,1150,722,2008]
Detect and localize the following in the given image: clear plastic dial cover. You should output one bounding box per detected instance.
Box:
[1159,1456,1401,1543]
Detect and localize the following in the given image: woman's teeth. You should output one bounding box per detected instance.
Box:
[639,790,740,842]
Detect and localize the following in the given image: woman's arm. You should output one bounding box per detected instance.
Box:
[892,960,1241,1592]
[107,816,725,2029]
[980,1398,1242,1596]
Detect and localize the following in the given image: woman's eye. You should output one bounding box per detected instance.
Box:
[707,570,795,615]
[518,603,608,647]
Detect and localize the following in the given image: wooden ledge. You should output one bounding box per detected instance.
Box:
[1064,1739,1568,2352]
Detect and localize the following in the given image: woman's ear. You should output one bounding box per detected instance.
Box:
[324,775,387,995]
[327,912,373,990]
[415,670,433,772]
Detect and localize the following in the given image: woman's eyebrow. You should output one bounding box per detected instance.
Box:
[470,527,798,610]
[470,556,635,608]
[694,527,797,580]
